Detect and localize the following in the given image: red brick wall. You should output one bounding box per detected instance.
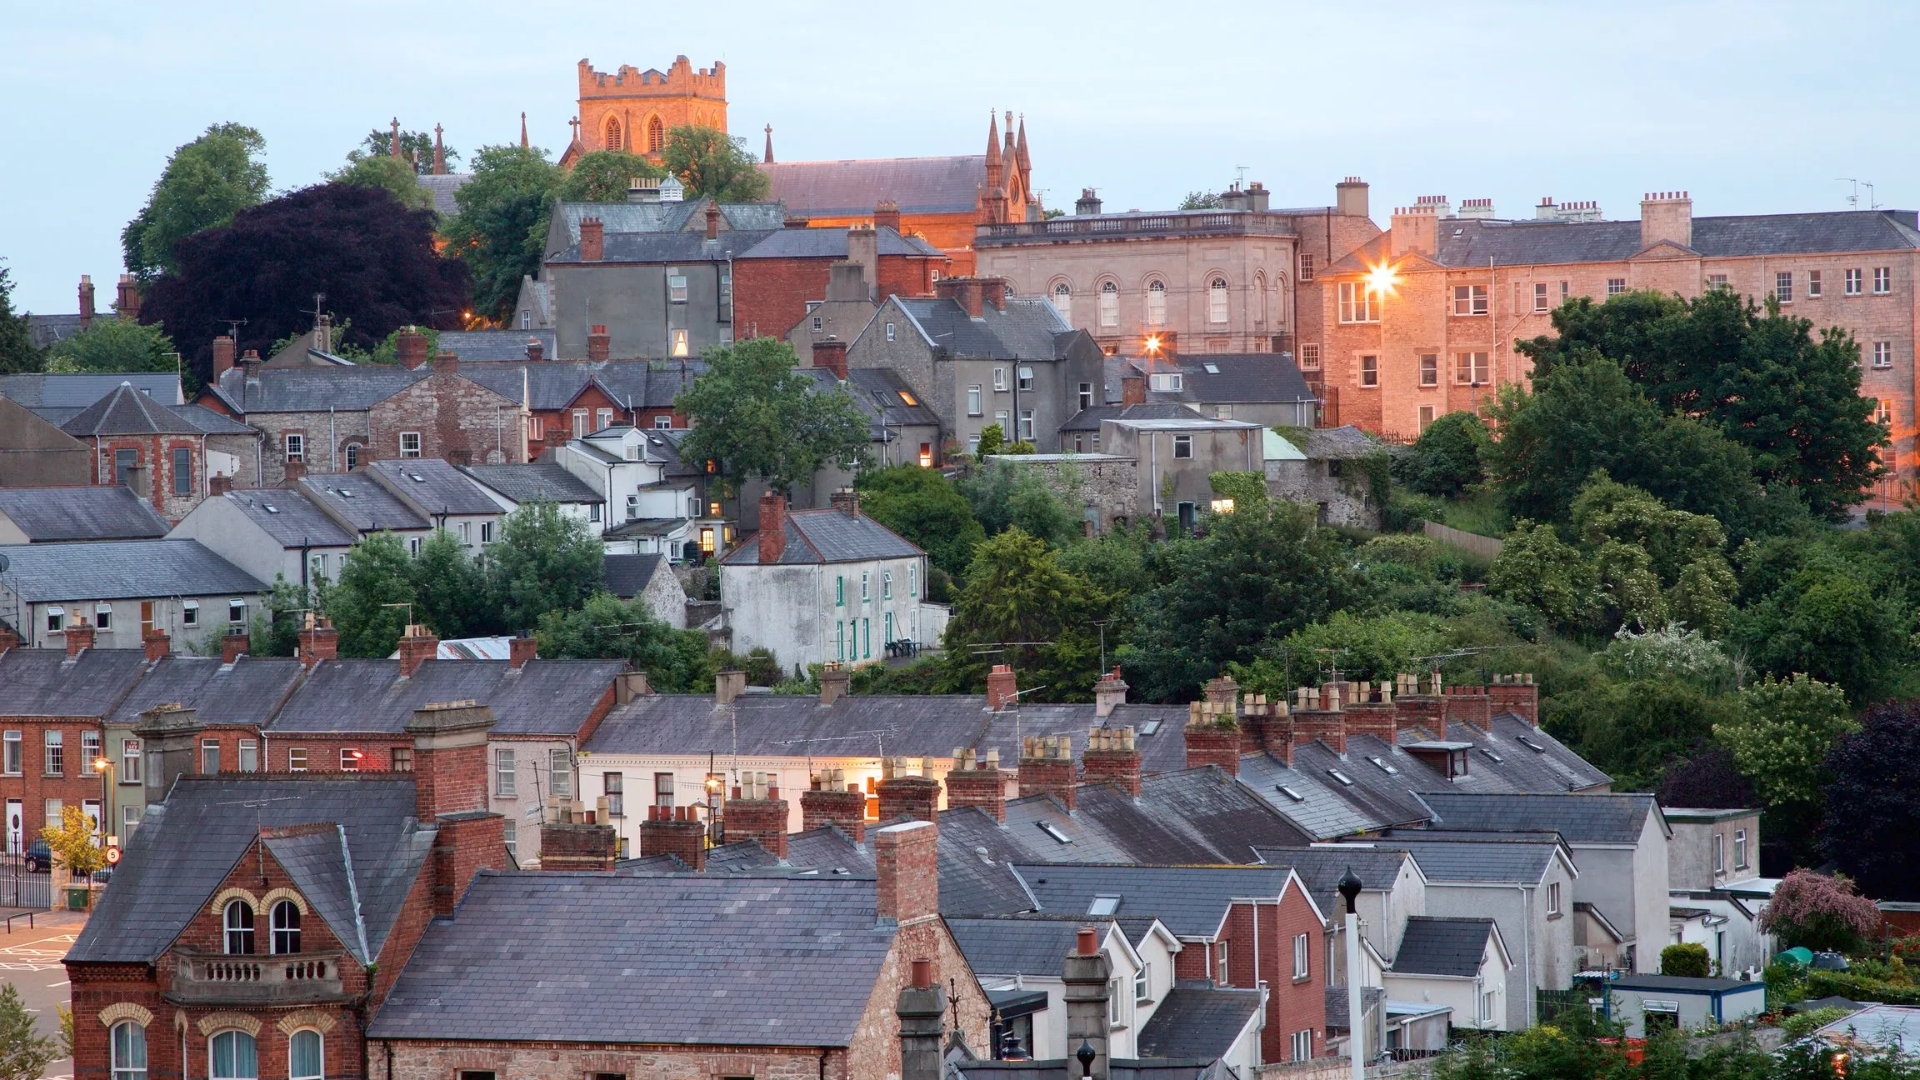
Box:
[0,718,112,838]
[735,254,943,341]
[1219,884,1327,1063]
[721,797,789,857]
[430,813,507,916]
[268,736,413,774]
[875,775,939,824]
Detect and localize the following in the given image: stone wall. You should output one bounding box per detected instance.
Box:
[985,454,1138,532]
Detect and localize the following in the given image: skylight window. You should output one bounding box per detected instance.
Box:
[1203,363,1220,374]
[1367,756,1399,775]
[1480,749,1504,763]
[897,390,919,406]
[1038,822,1073,844]
[1517,736,1547,753]
[264,504,279,514]
[409,473,426,482]
[1138,720,1162,737]
[1278,785,1306,802]
[1088,896,1120,916]
[1327,769,1354,786]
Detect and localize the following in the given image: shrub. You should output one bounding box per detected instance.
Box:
[1397,410,1488,497]
[1760,869,1883,952]
[1661,942,1712,977]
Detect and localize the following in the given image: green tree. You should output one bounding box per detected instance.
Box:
[322,533,416,657]
[442,144,560,321]
[122,123,270,281]
[856,465,984,577]
[411,530,493,639]
[1570,475,1737,636]
[939,528,1107,701]
[43,318,177,375]
[1231,610,1450,695]
[1660,942,1712,977]
[1177,191,1223,210]
[661,125,769,202]
[1716,674,1856,813]
[1552,675,1730,791]
[0,982,58,1080]
[959,460,1082,544]
[40,804,107,881]
[358,126,460,174]
[1122,504,1366,701]
[673,337,871,495]
[556,150,664,202]
[0,262,38,374]
[1488,522,1596,630]
[249,574,310,658]
[975,423,1006,460]
[1519,289,1888,519]
[486,500,604,632]
[535,592,714,693]
[1733,556,1911,704]
[326,153,434,212]
[1396,410,1488,497]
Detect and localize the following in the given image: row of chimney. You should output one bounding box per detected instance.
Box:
[74,274,142,328]
[17,616,537,676]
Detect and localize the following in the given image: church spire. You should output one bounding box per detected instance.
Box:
[389,117,401,158]
[764,123,774,164]
[1003,109,1016,166]
[432,124,446,175]
[1016,114,1031,174]
[520,112,529,149]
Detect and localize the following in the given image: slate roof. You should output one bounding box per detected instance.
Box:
[266,658,627,737]
[551,201,788,247]
[1175,355,1318,404]
[435,330,557,363]
[736,225,943,259]
[107,655,306,725]
[302,475,431,533]
[25,314,83,352]
[763,156,986,218]
[0,486,169,541]
[1252,846,1417,915]
[1422,210,1920,269]
[602,553,666,599]
[1419,792,1660,844]
[0,539,267,601]
[416,173,471,217]
[169,404,254,434]
[1393,917,1498,977]
[1326,984,1387,1029]
[262,828,372,959]
[460,359,704,411]
[60,382,202,436]
[0,648,152,717]
[552,230,779,265]
[1135,986,1265,1061]
[205,365,427,413]
[999,768,1309,866]
[68,776,431,963]
[1059,403,1208,432]
[844,367,944,430]
[948,916,1115,977]
[1609,973,1760,993]
[0,372,180,408]
[1013,863,1297,938]
[720,506,922,566]
[460,462,602,505]
[220,489,358,548]
[368,459,502,515]
[891,296,1077,361]
[1369,839,1560,884]
[368,871,899,1045]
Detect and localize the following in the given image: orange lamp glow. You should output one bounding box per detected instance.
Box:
[1365,260,1400,298]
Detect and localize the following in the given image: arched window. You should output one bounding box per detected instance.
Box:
[270,900,301,954]
[288,1031,322,1080]
[111,1022,147,1080]
[1209,278,1230,324]
[209,1031,257,1080]
[1254,273,1267,325]
[1146,281,1167,327]
[1052,283,1072,323]
[646,116,665,153]
[1098,281,1119,328]
[223,900,254,955]
[603,117,623,152]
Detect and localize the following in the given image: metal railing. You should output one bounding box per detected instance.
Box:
[0,855,52,911]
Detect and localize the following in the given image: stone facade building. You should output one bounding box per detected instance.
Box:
[564,56,727,164]
[60,383,259,524]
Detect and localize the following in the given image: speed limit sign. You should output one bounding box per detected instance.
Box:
[105,845,121,866]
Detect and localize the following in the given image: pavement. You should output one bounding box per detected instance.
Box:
[3,910,86,1080]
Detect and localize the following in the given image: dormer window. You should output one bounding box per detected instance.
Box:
[270,900,301,954]
[1450,750,1469,777]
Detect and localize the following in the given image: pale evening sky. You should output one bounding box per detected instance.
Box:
[3,0,1914,314]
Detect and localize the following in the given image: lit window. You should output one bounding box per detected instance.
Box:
[1776,271,1793,303]
[1338,281,1378,323]
[897,388,918,406]
[1359,355,1378,387]
[1456,352,1490,385]
[699,526,715,553]
[399,432,421,458]
[671,329,689,357]
[284,434,304,462]
[1300,343,1321,370]
[1419,353,1438,386]
[1208,277,1229,324]
[1452,285,1489,316]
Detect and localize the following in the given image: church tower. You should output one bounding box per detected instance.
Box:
[568,56,728,167]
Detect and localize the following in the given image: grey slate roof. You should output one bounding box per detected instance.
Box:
[368,459,502,515]
[1013,863,1295,938]
[221,489,358,548]
[721,506,922,566]
[602,553,666,599]
[892,296,1077,361]
[263,829,372,961]
[435,330,557,363]
[1368,839,1558,884]
[1175,355,1317,404]
[460,462,602,505]
[1419,792,1659,844]
[60,382,201,435]
[302,475,430,533]
[68,776,431,963]
[368,871,899,1046]
[948,916,1114,977]
[552,201,789,246]
[0,486,168,541]
[1393,916,1497,977]
[108,656,306,725]
[417,173,472,217]
[0,648,152,717]
[206,365,427,413]
[736,225,942,259]
[553,229,779,265]
[25,314,83,352]
[0,372,181,408]
[1426,209,1920,268]
[1059,403,1208,433]
[1252,846,1417,915]
[845,367,944,429]
[1136,986,1265,1061]
[460,359,703,411]
[266,658,627,737]
[169,404,254,434]
[0,539,267,601]
[763,155,986,217]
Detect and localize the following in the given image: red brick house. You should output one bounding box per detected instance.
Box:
[732,222,948,341]
[0,634,151,853]
[59,381,259,523]
[65,700,506,1080]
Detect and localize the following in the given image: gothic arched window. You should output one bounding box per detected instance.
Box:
[603,117,623,152]
[647,116,665,153]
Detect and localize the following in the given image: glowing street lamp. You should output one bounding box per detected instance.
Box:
[1143,334,1163,358]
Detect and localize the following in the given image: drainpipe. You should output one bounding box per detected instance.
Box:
[1518,883,1533,1028]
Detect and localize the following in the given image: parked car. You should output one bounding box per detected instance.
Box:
[23,839,52,873]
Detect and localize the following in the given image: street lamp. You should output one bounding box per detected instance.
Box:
[1339,868,1365,1080]
[91,757,113,847]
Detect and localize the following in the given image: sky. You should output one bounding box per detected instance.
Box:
[4,0,1918,314]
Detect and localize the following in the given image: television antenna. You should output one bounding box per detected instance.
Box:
[1838,178,1880,210]
[218,317,248,341]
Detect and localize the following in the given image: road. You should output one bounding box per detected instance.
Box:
[2,911,85,1080]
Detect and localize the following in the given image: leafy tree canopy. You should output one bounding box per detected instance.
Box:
[1548,674,1729,792]
[411,529,493,639]
[442,144,560,322]
[0,980,59,1080]
[939,527,1108,702]
[249,574,310,658]
[357,126,460,174]
[327,153,434,212]
[1821,701,1920,899]
[122,123,270,281]
[319,532,415,658]
[141,182,469,385]
[1177,191,1223,210]
[673,337,871,495]
[856,465,984,578]
[1759,868,1882,952]
[43,318,177,377]
[1733,550,1912,704]
[1660,942,1711,977]
[1230,609,1450,695]
[662,125,769,203]
[1395,410,1488,498]
[536,592,715,693]
[486,500,605,633]
[557,150,665,202]
[1715,674,1856,812]
[0,262,38,374]
[959,460,1083,546]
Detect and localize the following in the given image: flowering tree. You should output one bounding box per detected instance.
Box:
[1759,868,1881,952]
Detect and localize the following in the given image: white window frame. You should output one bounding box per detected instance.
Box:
[1099,281,1119,328]
[1846,268,1863,296]
[496,749,516,796]
[992,367,1008,392]
[1172,434,1193,459]
[43,730,62,777]
[1776,271,1793,303]
[94,603,113,630]
[1607,277,1626,296]
[1208,278,1229,324]
[228,598,246,625]
[966,384,983,416]
[287,747,308,772]
[121,737,141,782]
[1418,404,1436,431]
[45,606,63,633]
[1146,280,1167,326]
[885,321,897,341]
[284,433,304,463]
[1875,266,1892,294]
[1452,284,1489,316]
[270,899,302,955]
[549,747,572,799]
[1533,282,1550,312]
[1052,283,1071,322]
[287,1029,322,1080]
[1419,353,1438,387]
[1456,351,1490,386]
[1359,354,1378,387]
[237,739,257,773]
[1548,880,1563,915]
[668,274,688,303]
[110,1022,147,1080]
[208,1030,257,1080]
[1293,932,1309,979]
[1339,281,1378,323]
[1291,1030,1312,1062]
[1874,341,1893,368]
[1300,343,1321,370]
[1808,269,1823,298]
[181,600,199,627]
[1734,828,1748,870]
[1299,252,1315,282]
[399,432,422,458]
[1,730,19,776]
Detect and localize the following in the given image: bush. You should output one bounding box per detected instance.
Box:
[1396,410,1488,497]
[1778,1006,1852,1041]
[1661,942,1712,977]
[1760,869,1883,953]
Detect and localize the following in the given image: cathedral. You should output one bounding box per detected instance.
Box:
[561,56,729,166]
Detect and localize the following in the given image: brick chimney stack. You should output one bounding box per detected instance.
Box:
[63,619,95,657]
[1287,684,1347,753]
[896,955,947,1080]
[944,748,1007,822]
[296,615,338,669]
[396,623,439,677]
[525,338,544,362]
[1183,701,1242,777]
[537,821,618,871]
[1080,726,1141,797]
[1390,201,1441,259]
[396,328,429,369]
[1640,191,1693,250]
[1487,673,1539,725]
[877,757,941,824]
[432,350,459,376]
[405,701,507,913]
[874,819,938,926]
[812,338,848,380]
[1344,680,1398,744]
[985,664,1018,711]
[758,492,788,563]
[829,487,860,518]
[801,768,866,841]
[508,633,537,670]
[1442,684,1493,731]
[723,770,789,859]
[819,661,851,705]
[1093,668,1129,718]
[873,200,902,234]
[78,276,95,329]
[704,202,720,241]
[1018,734,1077,810]
[587,324,611,364]
[115,274,142,322]
[1336,176,1370,219]
[1121,373,1146,405]
[0,626,18,657]
[212,336,237,380]
[220,629,249,665]
[640,805,707,869]
[935,276,990,318]
[579,216,605,261]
